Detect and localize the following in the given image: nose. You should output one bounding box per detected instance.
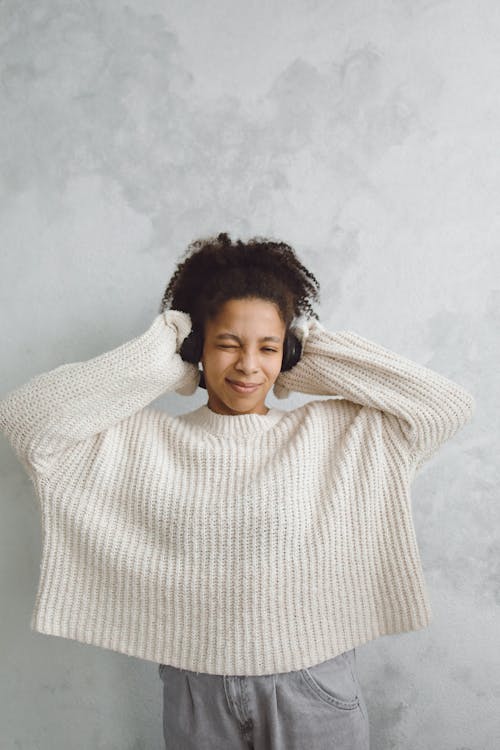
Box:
[235,350,260,373]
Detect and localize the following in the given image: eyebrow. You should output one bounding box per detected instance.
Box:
[215,333,282,343]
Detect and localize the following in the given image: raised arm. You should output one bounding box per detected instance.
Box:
[0,310,199,481]
[274,317,475,470]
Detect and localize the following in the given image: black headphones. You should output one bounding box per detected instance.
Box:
[179,326,303,390]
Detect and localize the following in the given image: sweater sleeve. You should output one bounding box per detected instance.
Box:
[0,310,200,482]
[273,317,476,470]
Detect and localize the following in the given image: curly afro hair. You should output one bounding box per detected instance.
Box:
[159,232,320,335]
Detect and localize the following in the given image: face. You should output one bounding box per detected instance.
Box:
[200,297,287,416]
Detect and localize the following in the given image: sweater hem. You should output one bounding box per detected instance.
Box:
[30,613,433,676]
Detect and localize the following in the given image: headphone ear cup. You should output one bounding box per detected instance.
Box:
[281,331,302,372]
[179,329,204,366]
[179,330,205,390]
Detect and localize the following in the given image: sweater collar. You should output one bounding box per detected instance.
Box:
[180,404,287,438]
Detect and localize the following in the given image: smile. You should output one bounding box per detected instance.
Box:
[226,380,261,393]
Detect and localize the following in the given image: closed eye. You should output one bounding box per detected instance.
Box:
[218,345,277,352]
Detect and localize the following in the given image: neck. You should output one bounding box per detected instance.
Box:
[206,401,270,416]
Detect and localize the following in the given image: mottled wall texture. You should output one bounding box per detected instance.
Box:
[0,1,497,748]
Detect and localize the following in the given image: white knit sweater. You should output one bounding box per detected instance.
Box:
[0,310,475,676]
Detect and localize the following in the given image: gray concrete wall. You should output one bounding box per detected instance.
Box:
[0,1,497,748]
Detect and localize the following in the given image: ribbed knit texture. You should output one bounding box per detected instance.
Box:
[0,310,475,676]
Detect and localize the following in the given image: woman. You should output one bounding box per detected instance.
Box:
[0,232,475,749]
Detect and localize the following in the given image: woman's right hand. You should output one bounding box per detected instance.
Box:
[162,309,200,395]
[163,309,193,354]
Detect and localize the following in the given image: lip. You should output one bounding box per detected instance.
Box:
[226,379,261,393]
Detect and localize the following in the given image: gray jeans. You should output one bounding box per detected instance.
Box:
[158,648,370,749]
